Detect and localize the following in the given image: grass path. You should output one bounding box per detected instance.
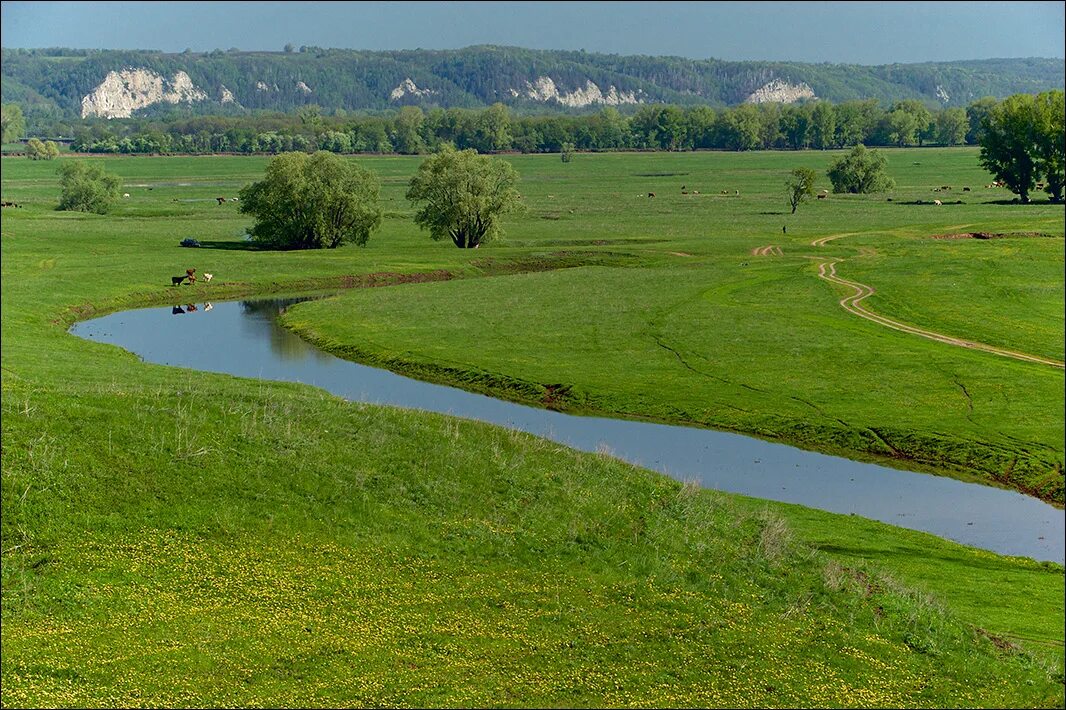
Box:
[815,258,1066,369]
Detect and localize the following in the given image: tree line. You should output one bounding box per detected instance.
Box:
[17,97,1012,156]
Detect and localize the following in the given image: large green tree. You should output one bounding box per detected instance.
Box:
[977,93,1063,203]
[406,146,522,249]
[239,151,382,249]
[1033,90,1065,202]
[56,161,122,214]
[825,144,895,194]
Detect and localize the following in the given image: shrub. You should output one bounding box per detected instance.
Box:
[56,161,122,214]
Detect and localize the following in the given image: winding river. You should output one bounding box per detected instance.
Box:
[71,296,1064,563]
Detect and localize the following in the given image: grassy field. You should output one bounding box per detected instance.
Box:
[1,149,1064,707]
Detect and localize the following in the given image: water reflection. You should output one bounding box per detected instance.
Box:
[70,297,1065,562]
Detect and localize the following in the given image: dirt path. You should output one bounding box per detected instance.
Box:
[816,259,1065,369]
[810,231,862,247]
[751,245,783,256]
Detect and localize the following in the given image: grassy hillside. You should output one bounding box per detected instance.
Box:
[3,46,1063,120]
[1,150,1063,707]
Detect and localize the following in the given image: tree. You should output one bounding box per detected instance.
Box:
[238,151,382,249]
[826,144,895,194]
[1,103,25,143]
[785,167,818,213]
[1033,90,1064,203]
[560,141,575,163]
[406,146,523,249]
[57,161,122,214]
[934,108,968,146]
[978,94,1041,203]
[284,43,295,53]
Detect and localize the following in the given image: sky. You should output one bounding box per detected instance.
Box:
[1,1,1063,65]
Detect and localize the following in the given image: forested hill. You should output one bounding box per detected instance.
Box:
[3,45,1063,121]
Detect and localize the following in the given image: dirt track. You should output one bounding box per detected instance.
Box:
[815,259,1065,369]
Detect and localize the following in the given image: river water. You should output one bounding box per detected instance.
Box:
[70,297,1065,563]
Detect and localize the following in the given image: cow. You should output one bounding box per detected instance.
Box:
[816,193,827,199]
[216,197,227,205]
[933,199,943,206]
[648,192,655,198]
[962,187,971,192]
[122,193,130,198]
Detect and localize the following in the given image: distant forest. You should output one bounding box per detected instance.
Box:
[41,98,1007,155]
[3,45,1062,156]
[3,44,1063,124]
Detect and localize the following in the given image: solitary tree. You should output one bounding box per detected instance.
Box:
[57,161,122,214]
[826,144,895,194]
[406,146,523,249]
[785,167,818,213]
[239,151,382,249]
[560,141,575,163]
[979,94,1041,203]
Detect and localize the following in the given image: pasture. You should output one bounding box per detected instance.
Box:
[1,148,1064,707]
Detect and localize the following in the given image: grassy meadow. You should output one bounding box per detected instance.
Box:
[1,148,1064,707]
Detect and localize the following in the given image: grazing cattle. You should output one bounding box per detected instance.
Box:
[172,305,185,314]
[203,273,213,282]
[186,268,197,283]
[681,191,688,195]
[933,199,943,206]
[735,189,739,196]
[122,193,130,198]
[816,193,827,199]
[963,187,971,192]
[1,200,21,208]
[940,186,951,190]
[692,190,699,195]
[720,190,729,195]
[216,197,227,205]
[648,192,655,198]
[681,185,686,191]
[171,275,187,286]
[782,225,787,234]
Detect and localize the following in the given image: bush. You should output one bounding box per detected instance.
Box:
[826,144,895,194]
[56,161,122,214]
[26,138,59,160]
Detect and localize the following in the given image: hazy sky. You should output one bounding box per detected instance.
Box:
[2,1,1063,64]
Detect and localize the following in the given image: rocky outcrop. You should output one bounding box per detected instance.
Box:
[522,76,641,107]
[219,84,237,104]
[935,85,950,103]
[296,81,313,94]
[389,78,437,101]
[81,69,208,118]
[745,79,816,104]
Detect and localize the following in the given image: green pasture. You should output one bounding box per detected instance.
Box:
[1,149,1064,707]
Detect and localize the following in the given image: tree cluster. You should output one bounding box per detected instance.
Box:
[240,149,522,251]
[56,97,1009,158]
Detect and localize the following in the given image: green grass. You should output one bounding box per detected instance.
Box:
[2,150,1064,707]
[280,149,1065,502]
